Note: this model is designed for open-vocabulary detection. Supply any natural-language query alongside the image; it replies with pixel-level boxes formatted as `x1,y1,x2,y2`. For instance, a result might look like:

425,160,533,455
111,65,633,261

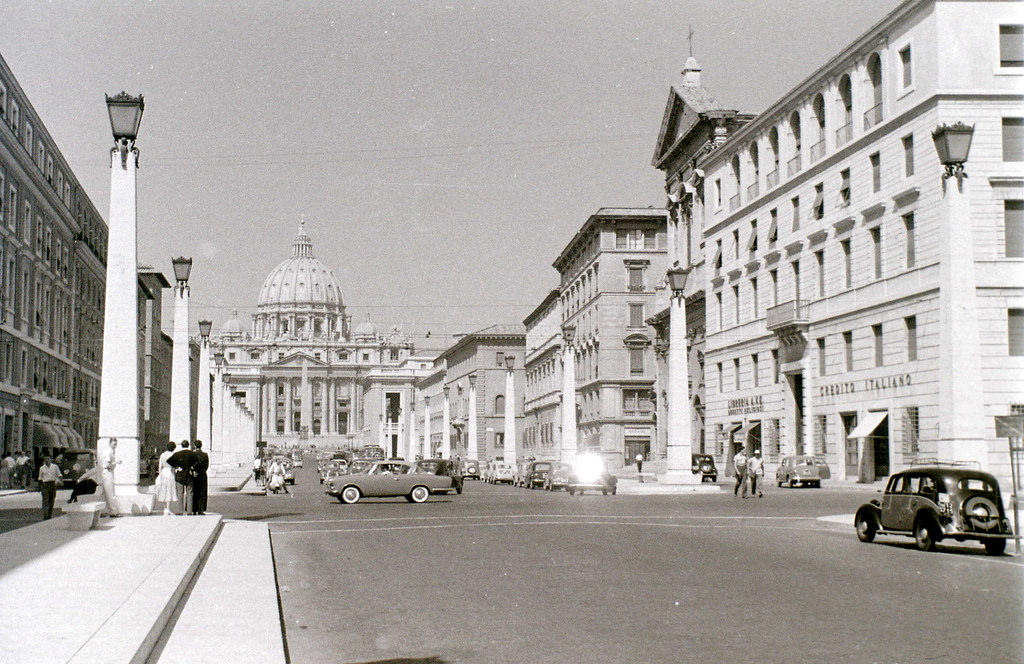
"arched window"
866,53,883,129
788,111,802,175
811,94,826,162
837,75,853,145
748,142,760,199
494,394,505,414
730,155,741,209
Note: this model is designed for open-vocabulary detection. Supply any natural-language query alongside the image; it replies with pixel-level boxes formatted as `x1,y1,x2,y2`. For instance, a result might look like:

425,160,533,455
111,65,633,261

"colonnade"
255,375,357,437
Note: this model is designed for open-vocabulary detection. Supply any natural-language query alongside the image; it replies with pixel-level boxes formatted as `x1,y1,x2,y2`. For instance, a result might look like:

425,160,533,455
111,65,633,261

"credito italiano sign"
819,373,912,398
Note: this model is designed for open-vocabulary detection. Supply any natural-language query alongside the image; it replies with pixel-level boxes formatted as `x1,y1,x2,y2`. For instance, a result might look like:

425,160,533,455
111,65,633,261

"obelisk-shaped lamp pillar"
467,373,478,460
442,385,452,459
97,92,150,512
168,257,193,443
560,325,578,465
196,320,213,448
659,265,702,485
504,355,517,466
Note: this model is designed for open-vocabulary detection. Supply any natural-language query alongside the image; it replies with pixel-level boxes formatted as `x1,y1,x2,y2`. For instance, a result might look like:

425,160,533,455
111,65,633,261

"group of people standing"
154,440,210,515
0,451,32,490
732,448,764,498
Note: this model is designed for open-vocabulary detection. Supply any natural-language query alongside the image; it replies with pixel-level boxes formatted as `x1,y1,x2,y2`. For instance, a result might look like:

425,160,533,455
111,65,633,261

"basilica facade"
212,223,429,453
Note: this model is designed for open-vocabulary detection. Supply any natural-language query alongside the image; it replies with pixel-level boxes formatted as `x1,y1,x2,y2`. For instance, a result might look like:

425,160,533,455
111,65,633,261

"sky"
1,0,900,351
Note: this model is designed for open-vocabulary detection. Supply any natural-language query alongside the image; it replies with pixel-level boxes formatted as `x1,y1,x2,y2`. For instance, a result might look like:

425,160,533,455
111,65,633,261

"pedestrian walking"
253,455,264,487
154,441,179,515
191,441,209,515
15,450,29,488
733,448,749,498
37,456,62,519
102,438,122,517
635,452,644,482
748,449,764,498
167,440,197,515
1,452,13,489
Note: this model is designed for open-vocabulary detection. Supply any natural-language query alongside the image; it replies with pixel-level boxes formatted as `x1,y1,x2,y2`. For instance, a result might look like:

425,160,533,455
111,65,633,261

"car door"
359,464,390,497
880,474,910,530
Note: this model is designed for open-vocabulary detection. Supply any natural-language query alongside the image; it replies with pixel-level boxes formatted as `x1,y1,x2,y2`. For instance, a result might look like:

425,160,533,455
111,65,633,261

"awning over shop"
51,425,70,449
66,427,84,447
736,422,762,438
32,423,61,449
847,411,888,439
723,423,742,438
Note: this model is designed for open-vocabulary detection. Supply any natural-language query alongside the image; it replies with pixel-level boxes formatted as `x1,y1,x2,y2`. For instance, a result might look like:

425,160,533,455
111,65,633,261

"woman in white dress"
154,441,179,515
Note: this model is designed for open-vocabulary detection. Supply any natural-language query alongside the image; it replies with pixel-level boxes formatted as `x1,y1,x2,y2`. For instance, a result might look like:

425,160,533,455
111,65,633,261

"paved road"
215,460,1023,664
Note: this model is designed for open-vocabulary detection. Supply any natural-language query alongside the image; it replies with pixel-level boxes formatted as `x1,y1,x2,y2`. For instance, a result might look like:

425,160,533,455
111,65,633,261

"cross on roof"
688,24,695,57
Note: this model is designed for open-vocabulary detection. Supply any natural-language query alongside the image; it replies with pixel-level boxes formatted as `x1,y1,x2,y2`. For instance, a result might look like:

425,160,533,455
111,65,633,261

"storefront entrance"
842,413,858,479
624,438,650,466
846,410,889,482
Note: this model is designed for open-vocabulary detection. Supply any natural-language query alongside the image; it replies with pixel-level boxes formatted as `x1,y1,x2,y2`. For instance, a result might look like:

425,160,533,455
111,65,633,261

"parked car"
326,459,459,504
524,461,553,489
291,452,303,468
359,445,386,461
775,455,827,488
567,453,617,495
543,462,572,491
691,454,718,482
855,464,1014,555
462,459,480,480
489,462,514,484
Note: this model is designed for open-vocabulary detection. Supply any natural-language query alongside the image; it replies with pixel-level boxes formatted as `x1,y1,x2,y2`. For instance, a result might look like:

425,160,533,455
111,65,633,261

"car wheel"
914,516,939,552
455,482,463,495
611,486,617,495
777,479,783,487
409,485,430,503
340,486,361,505
789,478,797,488
855,510,878,543
568,487,575,495
602,488,608,495
984,538,1006,556
963,495,1000,532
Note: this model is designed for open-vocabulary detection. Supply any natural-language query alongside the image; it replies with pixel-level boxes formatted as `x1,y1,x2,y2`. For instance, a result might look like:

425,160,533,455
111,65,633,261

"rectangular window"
1005,201,1024,258
628,267,643,290
841,239,852,288
814,415,827,455
733,358,740,390
905,316,917,361
792,260,801,302
791,196,800,231
733,229,740,259
629,348,644,374
496,351,505,366
713,239,723,275
844,331,854,371
817,338,826,376
615,229,627,249
751,277,759,318
769,269,778,306
903,213,916,268
870,153,881,193
812,184,824,220
751,353,759,387
1009,309,1024,356
816,250,825,297
628,303,644,327
902,407,920,455
771,349,780,384
715,179,722,208
747,220,758,254
716,291,723,329
899,45,912,88
768,208,778,248
718,362,724,392
643,229,657,249
840,168,851,206
871,226,883,279
1000,25,1023,67
902,134,914,176
732,284,740,324
873,324,884,366
1004,118,1024,162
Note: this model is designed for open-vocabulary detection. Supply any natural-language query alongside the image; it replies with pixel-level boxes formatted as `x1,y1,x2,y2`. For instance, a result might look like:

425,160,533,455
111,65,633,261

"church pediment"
653,92,699,167
266,351,331,369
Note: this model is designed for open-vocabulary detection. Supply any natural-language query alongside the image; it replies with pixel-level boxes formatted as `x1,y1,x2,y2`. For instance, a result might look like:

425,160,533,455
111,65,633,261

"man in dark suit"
191,441,210,515
167,440,197,515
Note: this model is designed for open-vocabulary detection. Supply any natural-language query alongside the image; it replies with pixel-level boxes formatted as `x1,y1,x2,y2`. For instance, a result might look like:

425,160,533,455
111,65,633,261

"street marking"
267,513,814,525
271,521,819,535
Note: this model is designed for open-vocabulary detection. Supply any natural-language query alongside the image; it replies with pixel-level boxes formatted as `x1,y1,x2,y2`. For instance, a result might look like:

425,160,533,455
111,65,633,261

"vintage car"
56,449,98,488
326,459,460,504
290,451,303,468
775,455,828,488
855,464,1014,555
691,454,718,482
488,462,515,484
567,453,617,495
543,462,572,491
462,459,481,480
524,461,554,489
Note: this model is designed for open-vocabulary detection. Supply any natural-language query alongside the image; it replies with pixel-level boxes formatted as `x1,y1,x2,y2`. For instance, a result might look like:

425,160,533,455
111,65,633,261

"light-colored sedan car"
775,455,830,488
326,460,458,504
488,462,515,484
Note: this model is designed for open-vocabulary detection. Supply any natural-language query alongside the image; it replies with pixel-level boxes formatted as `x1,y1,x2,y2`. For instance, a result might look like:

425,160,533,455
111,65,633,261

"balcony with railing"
766,299,809,331
747,182,760,200
809,139,826,164
787,154,802,177
863,104,883,130
766,168,779,189
835,122,852,147
729,193,741,212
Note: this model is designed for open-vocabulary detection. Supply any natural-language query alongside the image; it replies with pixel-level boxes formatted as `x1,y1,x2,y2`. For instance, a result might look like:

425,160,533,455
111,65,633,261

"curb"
816,515,854,533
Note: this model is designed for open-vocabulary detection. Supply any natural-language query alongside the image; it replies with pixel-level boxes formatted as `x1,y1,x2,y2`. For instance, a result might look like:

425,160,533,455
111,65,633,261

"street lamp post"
97,92,150,512
467,373,478,461
212,350,227,466
196,320,213,448
932,122,985,464
423,396,431,459
560,325,578,465
169,257,193,443
504,355,517,466
442,385,452,459
659,265,702,485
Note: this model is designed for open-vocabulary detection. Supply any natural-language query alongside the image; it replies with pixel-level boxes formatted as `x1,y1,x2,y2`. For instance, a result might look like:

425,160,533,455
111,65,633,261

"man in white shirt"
748,450,764,498
37,456,63,519
733,448,748,498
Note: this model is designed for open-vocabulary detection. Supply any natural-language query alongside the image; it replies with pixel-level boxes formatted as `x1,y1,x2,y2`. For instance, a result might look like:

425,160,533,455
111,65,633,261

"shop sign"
728,395,763,416
819,373,913,398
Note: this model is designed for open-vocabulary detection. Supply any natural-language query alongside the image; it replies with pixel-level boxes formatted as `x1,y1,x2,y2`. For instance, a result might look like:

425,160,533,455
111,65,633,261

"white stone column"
284,380,293,434
195,328,211,447
301,360,312,438
467,375,478,461
660,282,701,485
327,379,336,435
560,328,578,465
442,386,452,459
269,378,278,439
168,261,192,442
408,389,418,459
504,358,517,466
212,364,225,465
97,142,144,504
423,396,431,459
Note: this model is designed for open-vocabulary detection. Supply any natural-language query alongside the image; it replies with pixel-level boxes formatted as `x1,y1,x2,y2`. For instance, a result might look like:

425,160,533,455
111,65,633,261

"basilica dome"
257,222,344,311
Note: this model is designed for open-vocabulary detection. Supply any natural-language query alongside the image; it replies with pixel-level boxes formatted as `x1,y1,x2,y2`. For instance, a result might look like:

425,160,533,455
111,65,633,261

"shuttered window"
1000,25,1023,67
1005,200,1024,258
1010,309,1024,356
1003,118,1024,162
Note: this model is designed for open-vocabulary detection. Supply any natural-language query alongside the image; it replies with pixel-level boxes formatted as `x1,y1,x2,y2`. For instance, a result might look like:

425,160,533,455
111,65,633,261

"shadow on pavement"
236,512,305,521
348,658,447,664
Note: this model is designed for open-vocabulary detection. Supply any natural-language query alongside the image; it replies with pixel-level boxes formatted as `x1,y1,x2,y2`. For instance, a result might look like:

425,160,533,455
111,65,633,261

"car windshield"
794,456,814,466
533,463,551,471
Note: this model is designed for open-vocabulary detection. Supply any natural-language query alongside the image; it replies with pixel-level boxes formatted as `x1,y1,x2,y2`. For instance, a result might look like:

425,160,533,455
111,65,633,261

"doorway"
790,374,804,454
624,437,650,466
870,419,890,479
842,413,858,480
